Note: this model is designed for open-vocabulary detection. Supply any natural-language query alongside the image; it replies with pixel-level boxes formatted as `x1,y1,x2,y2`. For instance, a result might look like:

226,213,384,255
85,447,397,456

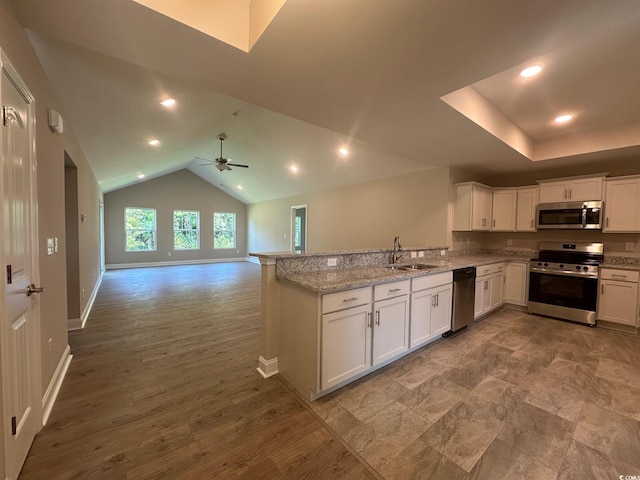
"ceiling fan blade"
194,156,213,163
227,163,249,168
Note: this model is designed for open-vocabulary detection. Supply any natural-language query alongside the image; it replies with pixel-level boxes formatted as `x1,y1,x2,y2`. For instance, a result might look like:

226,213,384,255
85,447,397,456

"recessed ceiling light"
237,185,243,190
338,147,349,156
148,139,160,146
554,114,573,124
520,65,542,78
289,165,299,174
137,174,146,179
160,98,176,107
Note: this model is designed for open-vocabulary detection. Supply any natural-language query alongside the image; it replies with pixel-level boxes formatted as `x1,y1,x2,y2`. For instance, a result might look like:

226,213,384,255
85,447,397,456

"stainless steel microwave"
536,201,603,230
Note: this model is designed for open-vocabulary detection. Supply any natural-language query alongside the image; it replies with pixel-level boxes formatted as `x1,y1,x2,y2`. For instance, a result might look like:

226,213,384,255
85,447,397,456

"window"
173,210,200,250
214,212,236,249
125,207,156,251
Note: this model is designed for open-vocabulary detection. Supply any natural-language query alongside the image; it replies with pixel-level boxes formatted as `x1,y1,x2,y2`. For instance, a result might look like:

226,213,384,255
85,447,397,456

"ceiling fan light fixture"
338,147,349,157
160,98,176,107
148,139,160,146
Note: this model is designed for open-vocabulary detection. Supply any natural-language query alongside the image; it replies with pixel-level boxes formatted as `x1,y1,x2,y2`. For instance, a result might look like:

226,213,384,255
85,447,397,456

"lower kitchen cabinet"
475,263,505,318
321,303,372,390
373,294,409,365
598,268,639,328
410,272,453,348
504,261,529,306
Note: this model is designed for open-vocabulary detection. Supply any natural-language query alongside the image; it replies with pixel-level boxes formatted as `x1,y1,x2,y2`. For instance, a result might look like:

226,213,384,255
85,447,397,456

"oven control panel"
529,260,599,278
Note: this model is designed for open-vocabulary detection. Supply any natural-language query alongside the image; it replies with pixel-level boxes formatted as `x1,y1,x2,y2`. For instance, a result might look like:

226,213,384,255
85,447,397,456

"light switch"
47,238,55,255
625,242,635,251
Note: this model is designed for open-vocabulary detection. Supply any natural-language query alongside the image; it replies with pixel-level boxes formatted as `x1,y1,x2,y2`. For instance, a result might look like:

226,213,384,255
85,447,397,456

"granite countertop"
249,246,449,260
599,262,640,271
278,254,532,293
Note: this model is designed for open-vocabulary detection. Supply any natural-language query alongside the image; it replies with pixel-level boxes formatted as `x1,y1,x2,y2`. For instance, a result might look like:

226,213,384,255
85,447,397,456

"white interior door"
1,53,41,480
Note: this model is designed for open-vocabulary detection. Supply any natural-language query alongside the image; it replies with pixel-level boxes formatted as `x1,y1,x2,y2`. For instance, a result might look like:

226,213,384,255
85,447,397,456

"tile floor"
309,308,640,479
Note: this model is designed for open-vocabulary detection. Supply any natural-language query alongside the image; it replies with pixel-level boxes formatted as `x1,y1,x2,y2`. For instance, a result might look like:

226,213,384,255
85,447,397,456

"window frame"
173,209,200,250
213,212,236,250
124,207,157,252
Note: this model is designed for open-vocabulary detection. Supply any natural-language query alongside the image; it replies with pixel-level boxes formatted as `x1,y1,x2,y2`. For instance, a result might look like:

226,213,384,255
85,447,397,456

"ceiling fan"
196,134,249,172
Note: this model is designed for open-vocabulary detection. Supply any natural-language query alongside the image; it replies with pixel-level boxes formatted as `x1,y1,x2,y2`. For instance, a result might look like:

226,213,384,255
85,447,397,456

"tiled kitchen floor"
309,308,640,479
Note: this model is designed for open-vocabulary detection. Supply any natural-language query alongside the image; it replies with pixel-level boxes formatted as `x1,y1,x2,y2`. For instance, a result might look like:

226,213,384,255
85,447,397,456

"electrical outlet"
625,242,635,251
440,250,446,256
418,251,424,258
168,252,172,257
327,258,337,267
81,288,85,299
411,251,417,258
283,233,287,238
507,239,513,246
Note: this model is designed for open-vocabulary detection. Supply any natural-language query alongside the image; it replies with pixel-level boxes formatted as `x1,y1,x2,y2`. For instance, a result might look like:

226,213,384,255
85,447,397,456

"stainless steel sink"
400,264,438,270
384,264,438,271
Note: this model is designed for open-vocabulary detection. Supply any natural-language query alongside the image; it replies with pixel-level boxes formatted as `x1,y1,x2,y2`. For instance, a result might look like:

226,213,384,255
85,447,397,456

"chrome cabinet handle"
601,284,604,295
367,311,373,328
569,188,572,199
611,274,627,279
375,310,380,326
388,288,401,294
606,217,609,228
26,284,45,296
342,297,358,303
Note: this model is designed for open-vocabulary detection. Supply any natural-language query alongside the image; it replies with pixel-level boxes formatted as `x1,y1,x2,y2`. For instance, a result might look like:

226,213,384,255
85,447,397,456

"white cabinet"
515,186,538,232
373,295,409,365
538,176,604,203
474,263,504,318
603,176,640,232
504,261,529,306
321,303,372,390
320,280,409,390
598,268,639,327
491,189,517,231
410,272,453,348
453,182,493,231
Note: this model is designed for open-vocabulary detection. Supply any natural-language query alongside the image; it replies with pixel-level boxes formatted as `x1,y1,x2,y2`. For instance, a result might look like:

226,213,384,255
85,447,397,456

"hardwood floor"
19,263,376,480
19,262,640,479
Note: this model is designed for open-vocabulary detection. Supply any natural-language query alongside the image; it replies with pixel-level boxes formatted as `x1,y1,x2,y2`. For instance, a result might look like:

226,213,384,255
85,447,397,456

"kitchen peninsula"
251,247,533,401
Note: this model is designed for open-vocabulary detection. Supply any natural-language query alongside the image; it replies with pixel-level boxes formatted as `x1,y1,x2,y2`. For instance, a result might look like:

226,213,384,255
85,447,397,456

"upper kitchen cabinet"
453,182,492,231
515,186,538,232
537,175,605,203
603,175,640,232
491,189,517,231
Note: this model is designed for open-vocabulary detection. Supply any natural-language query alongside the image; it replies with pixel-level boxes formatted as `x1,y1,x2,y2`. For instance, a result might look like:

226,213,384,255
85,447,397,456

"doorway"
64,153,81,328
0,51,42,480
291,205,307,253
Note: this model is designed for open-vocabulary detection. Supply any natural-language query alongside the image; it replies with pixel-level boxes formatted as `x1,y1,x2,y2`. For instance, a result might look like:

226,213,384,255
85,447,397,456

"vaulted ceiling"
10,0,640,203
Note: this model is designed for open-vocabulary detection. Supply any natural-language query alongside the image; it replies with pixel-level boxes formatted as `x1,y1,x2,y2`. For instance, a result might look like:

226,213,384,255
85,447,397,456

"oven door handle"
582,207,587,229
530,267,598,279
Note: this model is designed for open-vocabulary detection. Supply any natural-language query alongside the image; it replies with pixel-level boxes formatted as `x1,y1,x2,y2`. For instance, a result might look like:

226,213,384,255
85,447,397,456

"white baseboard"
106,257,251,270
68,271,103,331
246,256,260,265
42,344,72,426
256,356,279,378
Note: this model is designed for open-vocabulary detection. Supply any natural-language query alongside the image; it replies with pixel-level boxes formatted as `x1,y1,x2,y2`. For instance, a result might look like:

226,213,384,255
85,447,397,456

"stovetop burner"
530,242,603,278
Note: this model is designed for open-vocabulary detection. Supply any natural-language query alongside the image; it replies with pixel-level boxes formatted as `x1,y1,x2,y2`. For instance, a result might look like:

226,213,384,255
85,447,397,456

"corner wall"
0,0,103,463
247,167,450,253
104,169,247,266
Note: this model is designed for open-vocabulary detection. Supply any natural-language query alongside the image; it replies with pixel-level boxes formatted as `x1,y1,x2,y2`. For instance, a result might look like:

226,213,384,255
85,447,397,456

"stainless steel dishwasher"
444,266,476,336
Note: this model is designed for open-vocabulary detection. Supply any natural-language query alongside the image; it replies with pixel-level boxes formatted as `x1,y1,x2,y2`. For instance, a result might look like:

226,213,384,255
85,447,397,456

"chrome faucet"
391,236,402,265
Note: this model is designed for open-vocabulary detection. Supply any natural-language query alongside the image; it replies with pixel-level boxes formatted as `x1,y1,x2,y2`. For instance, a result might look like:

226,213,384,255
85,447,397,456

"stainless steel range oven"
528,242,603,326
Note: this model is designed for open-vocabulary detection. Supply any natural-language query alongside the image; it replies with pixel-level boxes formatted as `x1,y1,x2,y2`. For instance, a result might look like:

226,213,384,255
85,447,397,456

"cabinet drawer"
322,287,372,314
600,268,640,282
412,271,453,292
374,280,410,301
476,262,504,278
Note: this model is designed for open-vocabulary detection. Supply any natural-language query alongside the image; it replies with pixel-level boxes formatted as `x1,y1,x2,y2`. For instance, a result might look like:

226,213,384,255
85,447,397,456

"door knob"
26,284,45,296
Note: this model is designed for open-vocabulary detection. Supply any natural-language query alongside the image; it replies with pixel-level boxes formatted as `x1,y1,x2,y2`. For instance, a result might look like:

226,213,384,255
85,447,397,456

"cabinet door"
491,190,516,231
474,277,491,318
373,296,409,365
410,290,433,348
539,181,567,203
568,177,602,201
431,284,452,336
321,304,372,390
504,262,528,306
516,187,538,232
598,280,639,326
490,274,504,310
471,186,493,231
603,178,640,232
